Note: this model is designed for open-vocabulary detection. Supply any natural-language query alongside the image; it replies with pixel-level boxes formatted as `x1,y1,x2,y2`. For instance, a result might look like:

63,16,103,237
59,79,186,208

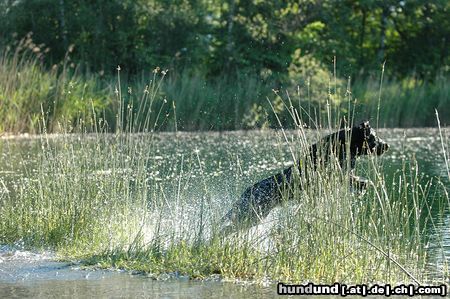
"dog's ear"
358,120,370,129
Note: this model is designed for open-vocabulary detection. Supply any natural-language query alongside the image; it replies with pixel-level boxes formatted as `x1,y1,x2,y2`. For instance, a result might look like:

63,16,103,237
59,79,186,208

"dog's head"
350,121,389,156
309,120,389,169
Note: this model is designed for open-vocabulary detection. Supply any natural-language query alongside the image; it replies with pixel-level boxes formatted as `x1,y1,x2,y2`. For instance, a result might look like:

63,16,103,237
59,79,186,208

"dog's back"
220,121,389,235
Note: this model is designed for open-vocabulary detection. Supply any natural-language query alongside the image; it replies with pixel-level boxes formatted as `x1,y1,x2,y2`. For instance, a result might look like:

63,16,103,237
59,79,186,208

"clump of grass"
1,46,449,133
89,153,435,283
0,39,110,133
158,71,275,130
353,76,450,127
0,68,448,286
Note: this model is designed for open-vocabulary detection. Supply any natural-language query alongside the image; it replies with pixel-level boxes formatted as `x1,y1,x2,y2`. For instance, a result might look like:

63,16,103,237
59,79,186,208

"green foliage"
0,124,445,283
353,75,450,127
160,71,276,130
288,49,345,104
0,0,448,133
0,0,448,79
1,47,449,133
0,42,110,133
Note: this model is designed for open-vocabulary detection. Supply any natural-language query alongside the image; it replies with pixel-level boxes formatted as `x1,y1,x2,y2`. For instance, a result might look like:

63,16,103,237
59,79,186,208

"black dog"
220,121,389,234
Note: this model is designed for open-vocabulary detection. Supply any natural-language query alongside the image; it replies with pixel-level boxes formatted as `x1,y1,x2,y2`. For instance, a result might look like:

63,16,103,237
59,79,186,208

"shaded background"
0,0,449,132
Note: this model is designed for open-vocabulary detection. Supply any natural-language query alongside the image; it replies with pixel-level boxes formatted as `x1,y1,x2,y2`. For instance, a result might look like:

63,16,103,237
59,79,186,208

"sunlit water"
0,128,449,297
0,247,278,298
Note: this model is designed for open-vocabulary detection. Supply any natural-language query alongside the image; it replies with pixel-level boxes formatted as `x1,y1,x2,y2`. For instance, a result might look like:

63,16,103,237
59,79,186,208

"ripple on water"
0,128,449,289
0,246,277,298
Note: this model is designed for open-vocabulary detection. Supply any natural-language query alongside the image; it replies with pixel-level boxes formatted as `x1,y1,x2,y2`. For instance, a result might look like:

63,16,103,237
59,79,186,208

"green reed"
0,67,448,286
1,46,449,134
0,40,110,133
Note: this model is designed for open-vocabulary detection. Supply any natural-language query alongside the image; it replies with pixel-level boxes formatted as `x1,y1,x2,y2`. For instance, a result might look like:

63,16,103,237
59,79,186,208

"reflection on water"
0,278,276,299
426,213,450,281
0,128,449,296
0,247,276,298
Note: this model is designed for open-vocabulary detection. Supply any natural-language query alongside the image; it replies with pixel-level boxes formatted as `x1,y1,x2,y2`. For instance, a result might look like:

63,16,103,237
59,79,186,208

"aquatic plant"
0,68,448,286
1,46,449,133
0,39,110,133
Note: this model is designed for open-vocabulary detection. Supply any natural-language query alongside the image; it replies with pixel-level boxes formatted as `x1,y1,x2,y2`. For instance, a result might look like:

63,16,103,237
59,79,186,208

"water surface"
0,128,449,297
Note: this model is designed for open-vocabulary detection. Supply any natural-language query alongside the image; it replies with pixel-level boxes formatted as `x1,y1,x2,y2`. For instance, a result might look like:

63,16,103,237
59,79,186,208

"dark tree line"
0,0,448,80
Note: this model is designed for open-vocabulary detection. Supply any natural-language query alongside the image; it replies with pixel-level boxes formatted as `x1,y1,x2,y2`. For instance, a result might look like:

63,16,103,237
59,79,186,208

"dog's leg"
220,167,293,235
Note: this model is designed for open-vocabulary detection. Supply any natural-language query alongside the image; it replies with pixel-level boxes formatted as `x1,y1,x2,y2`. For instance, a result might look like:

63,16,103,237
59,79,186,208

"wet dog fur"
220,121,389,235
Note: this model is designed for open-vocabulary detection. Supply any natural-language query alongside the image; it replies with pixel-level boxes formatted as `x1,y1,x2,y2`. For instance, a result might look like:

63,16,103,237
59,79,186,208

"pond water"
0,246,276,298
0,128,449,297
